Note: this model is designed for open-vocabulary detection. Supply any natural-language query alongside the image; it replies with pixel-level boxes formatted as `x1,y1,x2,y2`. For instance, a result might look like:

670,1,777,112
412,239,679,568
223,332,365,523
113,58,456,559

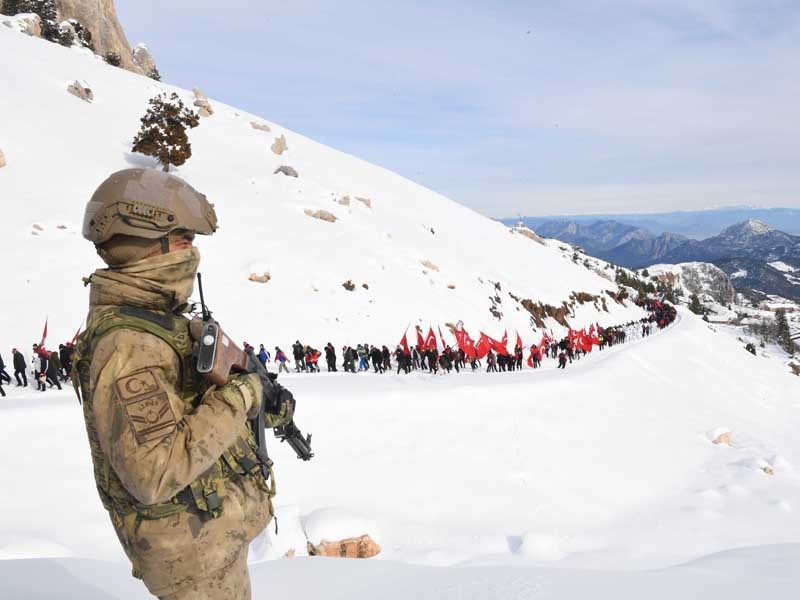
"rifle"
194,273,314,463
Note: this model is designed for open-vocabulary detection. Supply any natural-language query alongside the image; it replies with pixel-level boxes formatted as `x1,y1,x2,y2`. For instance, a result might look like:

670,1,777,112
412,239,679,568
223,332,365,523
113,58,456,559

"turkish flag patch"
115,369,177,444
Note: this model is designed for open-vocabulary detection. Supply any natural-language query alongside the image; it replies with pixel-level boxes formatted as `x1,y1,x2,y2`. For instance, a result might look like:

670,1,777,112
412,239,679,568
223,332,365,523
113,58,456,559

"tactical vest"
73,306,272,574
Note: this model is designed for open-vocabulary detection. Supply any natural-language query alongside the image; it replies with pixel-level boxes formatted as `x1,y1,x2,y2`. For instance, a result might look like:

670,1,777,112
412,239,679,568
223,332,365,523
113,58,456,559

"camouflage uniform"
75,170,289,599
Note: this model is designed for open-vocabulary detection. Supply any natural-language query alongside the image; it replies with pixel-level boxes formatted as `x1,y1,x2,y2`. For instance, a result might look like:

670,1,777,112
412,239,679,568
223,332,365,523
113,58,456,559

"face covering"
112,246,202,310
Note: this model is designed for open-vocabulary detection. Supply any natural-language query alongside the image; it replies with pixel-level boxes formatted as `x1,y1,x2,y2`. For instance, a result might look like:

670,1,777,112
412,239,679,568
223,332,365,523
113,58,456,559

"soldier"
74,169,295,599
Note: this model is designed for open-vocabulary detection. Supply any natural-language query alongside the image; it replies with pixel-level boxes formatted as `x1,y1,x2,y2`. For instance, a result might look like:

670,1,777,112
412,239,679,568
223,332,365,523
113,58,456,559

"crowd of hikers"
0,342,75,396
1,299,677,396
244,299,677,376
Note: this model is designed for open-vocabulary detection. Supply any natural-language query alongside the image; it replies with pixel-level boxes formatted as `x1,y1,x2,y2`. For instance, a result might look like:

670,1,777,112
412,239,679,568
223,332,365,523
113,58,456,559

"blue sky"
117,0,800,218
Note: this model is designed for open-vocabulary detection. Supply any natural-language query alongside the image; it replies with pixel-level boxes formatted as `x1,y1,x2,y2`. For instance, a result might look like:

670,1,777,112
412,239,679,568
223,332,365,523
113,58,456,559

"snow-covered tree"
775,308,794,355
132,93,200,172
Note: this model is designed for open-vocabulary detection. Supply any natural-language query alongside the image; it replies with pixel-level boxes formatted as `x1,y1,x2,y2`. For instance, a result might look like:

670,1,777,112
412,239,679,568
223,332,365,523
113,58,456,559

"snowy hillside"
0,27,642,350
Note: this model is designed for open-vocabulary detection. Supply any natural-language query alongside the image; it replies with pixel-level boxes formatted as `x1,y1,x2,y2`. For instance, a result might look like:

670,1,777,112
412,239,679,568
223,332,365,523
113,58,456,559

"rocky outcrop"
649,262,735,305
307,535,381,559
420,259,440,272
2,12,42,36
192,88,213,117
355,196,372,209
338,195,351,206
55,0,142,74
271,134,288,155
274,166,298,178
513,226,545,245
250,121,271,132
132,43,157,78
66,80,93,102
0,149,6,168
304,209,337,223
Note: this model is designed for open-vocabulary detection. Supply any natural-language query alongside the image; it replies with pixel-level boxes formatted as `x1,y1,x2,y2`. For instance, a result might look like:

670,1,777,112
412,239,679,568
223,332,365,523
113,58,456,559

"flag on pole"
416,327,425,350
438,325,448,349
399,331,410,354
515,331,523,351
424,327,437,352
475,332,491,359
40,317,48,348
71,322,83,344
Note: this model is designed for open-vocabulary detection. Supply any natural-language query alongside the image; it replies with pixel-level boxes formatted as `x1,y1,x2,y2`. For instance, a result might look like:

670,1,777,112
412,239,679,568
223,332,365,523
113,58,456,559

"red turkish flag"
475,333,491,359
416,328,425,350
515,331,523,351
399,331,410,354
486,331,508,356
459,329,478,359
538,334,549,359
424,327,437,352
527,344,537,367
40,317,48,348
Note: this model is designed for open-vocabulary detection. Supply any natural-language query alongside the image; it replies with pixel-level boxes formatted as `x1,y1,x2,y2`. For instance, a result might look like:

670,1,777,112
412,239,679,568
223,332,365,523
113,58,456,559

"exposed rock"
283,549,296,558
0,149,5,169
2,13,42,37
66,80,93,102
248,272,271,284
56,0,143,74
447,284,456,290
420,259,440,272
304,209,337,223
789,362,800,377
250,121,271,132
32,224,44,231
362,283,369,290
762,466,775,476
355,196,372,209
712,431,732,446
132,43,157,78
342,280,356,291
307,535,381,559
274,166,298,178
338,195,351,206
271,134,288,155
192,88,214,117
513,226,545,245
649,263,736,305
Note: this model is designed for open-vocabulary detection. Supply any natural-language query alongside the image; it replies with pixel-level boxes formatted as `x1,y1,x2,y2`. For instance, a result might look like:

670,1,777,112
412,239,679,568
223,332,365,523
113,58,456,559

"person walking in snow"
411,346,421,370
46,351,62,389
370,345,384,373
486,350,497,373
558,351,568,369
257,344,269,366
274,346,291,374
12,349,27,387
357,344,369,372
324,343,337,372
382,345,392,371
59,343,74,380
292,341,306,372
343,346,357,373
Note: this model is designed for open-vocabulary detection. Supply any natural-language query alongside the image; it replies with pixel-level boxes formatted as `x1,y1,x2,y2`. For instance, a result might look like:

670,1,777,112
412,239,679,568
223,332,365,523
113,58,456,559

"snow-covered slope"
0,28,642,349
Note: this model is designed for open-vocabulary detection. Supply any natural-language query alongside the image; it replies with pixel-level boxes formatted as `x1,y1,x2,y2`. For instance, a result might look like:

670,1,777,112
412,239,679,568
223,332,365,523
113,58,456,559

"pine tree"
147,66,162,82
689,293,704,315
132,93,200,172
104,52,122,67
1,1,21,16
774,308,794,354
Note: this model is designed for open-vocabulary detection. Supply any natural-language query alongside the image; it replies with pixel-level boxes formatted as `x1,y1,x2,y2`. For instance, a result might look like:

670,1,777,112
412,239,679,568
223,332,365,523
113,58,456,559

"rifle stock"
196,321,249,386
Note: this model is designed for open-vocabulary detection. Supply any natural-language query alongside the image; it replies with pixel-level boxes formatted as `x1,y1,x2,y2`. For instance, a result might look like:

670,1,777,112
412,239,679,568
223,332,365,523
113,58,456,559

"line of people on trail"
0,342,75,396
243,300,677,378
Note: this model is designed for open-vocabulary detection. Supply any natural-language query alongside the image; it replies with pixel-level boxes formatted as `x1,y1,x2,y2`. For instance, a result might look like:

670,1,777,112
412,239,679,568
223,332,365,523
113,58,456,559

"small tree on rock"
689,293,704,315
132,92,200,172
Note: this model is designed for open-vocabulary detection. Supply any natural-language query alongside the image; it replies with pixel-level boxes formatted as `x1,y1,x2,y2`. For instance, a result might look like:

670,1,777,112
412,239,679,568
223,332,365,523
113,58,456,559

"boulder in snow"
356,196,372,209
2,13,42,37
192,88,214,117
250,121,271,132
248,272,271,284
342,280,356,291
66,80,93,103
271,134,288,155
304,507,381,559
304,209,337,223
0,149,6,169
707,428,732,446
307,535,381,559
274,165,299,178
338,195,351,206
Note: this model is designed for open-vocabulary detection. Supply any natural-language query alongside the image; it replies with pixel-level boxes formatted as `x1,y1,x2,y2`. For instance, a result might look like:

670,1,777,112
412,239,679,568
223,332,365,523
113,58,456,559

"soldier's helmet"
82,169,218,244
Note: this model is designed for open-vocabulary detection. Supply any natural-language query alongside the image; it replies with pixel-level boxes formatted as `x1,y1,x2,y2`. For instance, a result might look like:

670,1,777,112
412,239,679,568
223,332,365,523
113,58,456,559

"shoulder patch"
115,369,177,444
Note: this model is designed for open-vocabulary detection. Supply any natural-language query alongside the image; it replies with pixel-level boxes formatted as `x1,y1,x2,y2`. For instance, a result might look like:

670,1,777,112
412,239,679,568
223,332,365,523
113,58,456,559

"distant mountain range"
527,218,800,301
505,207,800,239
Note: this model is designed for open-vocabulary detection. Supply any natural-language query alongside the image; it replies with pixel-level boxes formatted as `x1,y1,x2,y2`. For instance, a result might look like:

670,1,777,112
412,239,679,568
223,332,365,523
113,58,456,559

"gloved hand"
263,381,296,428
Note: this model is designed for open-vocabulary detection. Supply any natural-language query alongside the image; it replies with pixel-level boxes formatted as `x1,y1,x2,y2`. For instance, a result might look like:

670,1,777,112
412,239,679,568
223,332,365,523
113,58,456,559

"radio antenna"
197,272,212,322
